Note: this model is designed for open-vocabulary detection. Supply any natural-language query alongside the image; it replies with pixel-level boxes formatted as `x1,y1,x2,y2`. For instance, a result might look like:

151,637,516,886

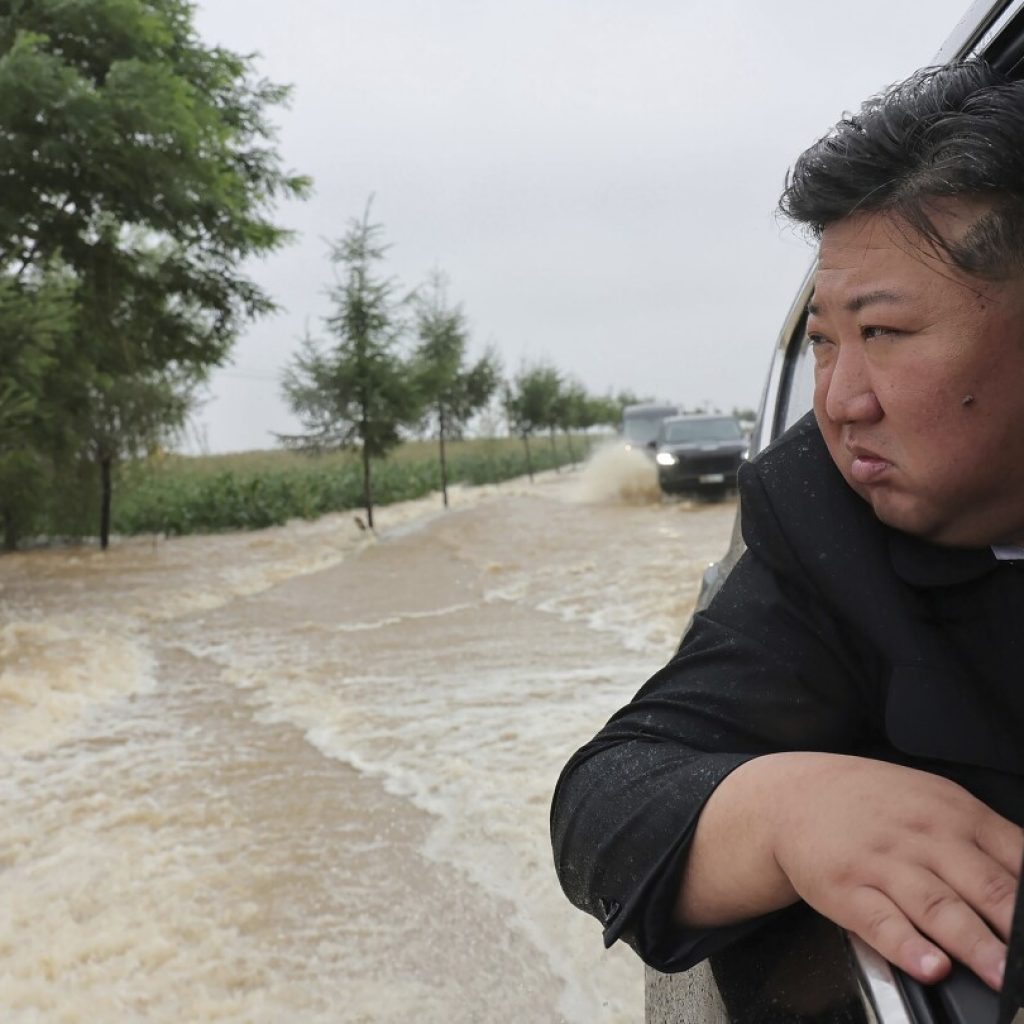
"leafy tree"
84,369,198,549
0,268,74,548
532,365,564,469
552,377,591,463
614,389,644,410
503,362,561,481
69,237,215,547
613,389,656,420
411,273,500,507
280,206,421,529
0,380,32,448
0,0,311,547
585,392,623,431
503,383,535,482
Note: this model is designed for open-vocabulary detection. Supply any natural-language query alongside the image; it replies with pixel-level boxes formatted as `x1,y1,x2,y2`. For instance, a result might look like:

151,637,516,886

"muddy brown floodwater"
0,445,737,1023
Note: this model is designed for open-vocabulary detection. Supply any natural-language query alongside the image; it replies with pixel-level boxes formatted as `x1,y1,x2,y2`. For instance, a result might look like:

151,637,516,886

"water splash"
570,443,661,505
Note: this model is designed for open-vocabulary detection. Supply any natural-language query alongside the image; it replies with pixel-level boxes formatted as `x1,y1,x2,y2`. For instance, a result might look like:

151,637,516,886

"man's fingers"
938,849,1019,941
975,817,1024,879
886,868,1007,991
765,758,1022,991
838,886,951,985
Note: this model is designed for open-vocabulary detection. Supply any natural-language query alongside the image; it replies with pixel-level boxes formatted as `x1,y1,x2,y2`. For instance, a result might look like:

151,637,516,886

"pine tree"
411,273,500,507
281,205,421,529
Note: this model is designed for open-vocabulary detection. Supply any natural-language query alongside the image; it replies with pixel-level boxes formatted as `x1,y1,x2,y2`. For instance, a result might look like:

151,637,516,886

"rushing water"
0,445,737,1023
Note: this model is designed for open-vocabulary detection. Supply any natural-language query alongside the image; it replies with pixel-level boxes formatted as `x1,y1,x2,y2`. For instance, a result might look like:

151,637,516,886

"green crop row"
110,435,595,537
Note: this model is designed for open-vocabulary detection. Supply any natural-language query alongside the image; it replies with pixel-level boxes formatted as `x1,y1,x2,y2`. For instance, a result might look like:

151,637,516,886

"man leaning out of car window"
551,60,1024,993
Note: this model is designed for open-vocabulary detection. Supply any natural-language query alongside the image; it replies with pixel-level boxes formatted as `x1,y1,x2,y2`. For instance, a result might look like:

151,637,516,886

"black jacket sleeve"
550,455,877,973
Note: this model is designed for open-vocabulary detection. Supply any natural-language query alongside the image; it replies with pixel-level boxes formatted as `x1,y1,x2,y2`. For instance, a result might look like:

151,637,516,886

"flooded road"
0,448,737,1022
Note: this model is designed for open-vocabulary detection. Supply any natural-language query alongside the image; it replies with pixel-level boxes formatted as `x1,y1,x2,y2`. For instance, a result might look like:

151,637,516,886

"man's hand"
677,753,1023,990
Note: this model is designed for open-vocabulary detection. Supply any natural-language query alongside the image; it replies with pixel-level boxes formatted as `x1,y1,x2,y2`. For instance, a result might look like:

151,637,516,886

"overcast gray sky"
189,0,973,453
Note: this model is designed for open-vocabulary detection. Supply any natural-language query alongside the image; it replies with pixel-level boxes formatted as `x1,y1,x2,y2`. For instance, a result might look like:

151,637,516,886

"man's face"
808,205,1024,547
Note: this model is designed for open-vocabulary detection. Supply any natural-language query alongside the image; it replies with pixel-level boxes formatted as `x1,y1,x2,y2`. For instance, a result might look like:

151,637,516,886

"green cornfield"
110,434,597,537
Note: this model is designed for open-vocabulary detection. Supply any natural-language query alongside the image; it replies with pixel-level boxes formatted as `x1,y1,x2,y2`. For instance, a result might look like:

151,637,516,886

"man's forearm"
674,753,800,927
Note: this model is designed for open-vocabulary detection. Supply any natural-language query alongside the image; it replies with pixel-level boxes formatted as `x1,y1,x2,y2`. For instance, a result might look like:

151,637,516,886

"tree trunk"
362,444,374,530
438,406,449,509
564,429,577,465
2,506,16,552
549,428,560,473
98,456,113,552
522,434,534,482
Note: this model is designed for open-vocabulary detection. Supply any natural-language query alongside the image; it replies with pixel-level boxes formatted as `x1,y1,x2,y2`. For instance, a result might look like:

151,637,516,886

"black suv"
654,415,748,496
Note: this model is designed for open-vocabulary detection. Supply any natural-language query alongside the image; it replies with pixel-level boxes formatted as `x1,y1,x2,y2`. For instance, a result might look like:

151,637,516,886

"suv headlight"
655,452,677,466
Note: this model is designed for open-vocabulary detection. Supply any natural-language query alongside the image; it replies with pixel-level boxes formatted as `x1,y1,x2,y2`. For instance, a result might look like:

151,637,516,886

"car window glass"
781,331,815,434
663,418,743,443
623,416,665,444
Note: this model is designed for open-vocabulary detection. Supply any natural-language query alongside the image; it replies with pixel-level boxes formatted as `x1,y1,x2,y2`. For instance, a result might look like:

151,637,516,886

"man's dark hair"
779,61,1024,279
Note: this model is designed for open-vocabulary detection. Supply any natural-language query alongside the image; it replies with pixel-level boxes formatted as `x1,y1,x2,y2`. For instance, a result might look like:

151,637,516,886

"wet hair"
779,61,1024,279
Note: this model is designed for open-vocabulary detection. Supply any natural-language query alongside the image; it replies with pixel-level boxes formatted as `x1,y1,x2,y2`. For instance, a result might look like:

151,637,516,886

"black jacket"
550,413,1024,973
